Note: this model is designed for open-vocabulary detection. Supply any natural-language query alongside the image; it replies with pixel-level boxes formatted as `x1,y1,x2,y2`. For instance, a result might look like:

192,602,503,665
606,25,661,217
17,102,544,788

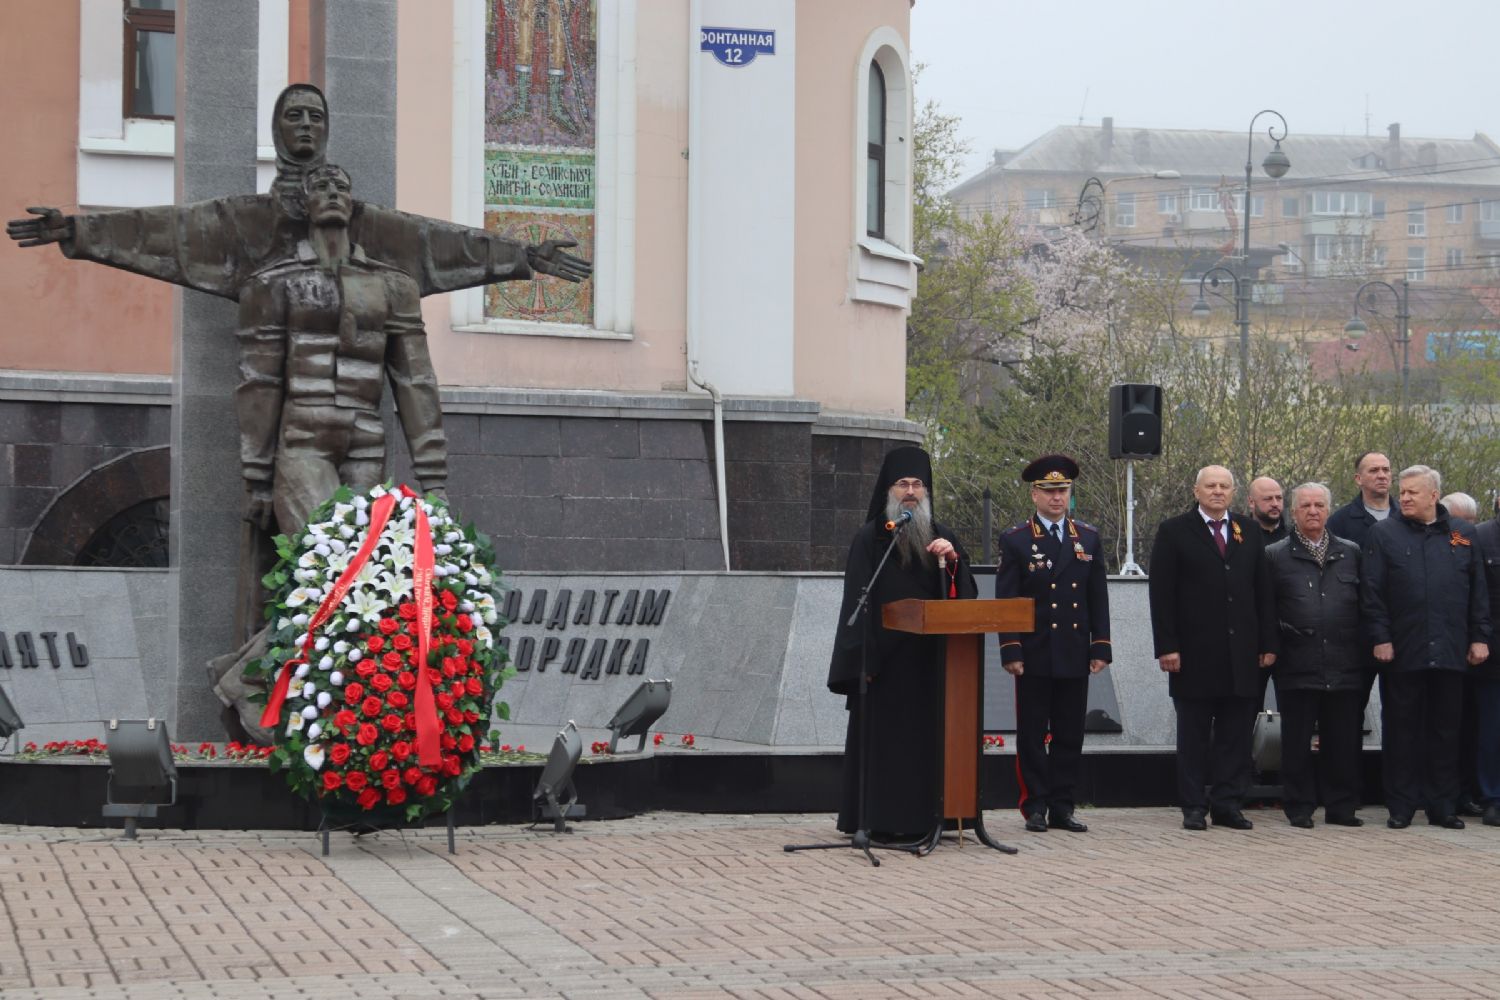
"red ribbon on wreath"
259,487,443,768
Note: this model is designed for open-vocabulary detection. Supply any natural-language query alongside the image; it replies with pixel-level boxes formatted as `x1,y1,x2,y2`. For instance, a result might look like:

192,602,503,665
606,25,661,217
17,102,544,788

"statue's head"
273,84,329,164
305,164,352,227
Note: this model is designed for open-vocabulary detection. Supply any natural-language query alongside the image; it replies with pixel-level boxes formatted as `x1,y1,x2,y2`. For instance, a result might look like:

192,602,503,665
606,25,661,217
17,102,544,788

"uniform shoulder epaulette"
1073,519,1098,534
1003,521,1031,535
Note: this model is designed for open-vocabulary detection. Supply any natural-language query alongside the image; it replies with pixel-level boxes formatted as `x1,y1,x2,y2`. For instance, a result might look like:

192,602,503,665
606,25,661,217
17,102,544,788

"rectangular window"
866,62,886,238
1157,193,1178,215
1447,202,1464,224
1310,191,1371,216
1372,198,1386,220
1407,202,1426,236
1231,192,1264,217
1113,193,1136,228
1447,247,1464,268
1313,234,1364,262
1483,200,1500,222
1282,197,1300,218
1190,188,1219,211
1407,246,1426,281
1023,189,1056,211
123,1,177,120
1372,246,1387,266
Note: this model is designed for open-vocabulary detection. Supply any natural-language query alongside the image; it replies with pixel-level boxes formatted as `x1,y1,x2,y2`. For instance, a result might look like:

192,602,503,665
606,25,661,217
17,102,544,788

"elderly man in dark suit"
1148,465,1277,831
1475,504,1500,825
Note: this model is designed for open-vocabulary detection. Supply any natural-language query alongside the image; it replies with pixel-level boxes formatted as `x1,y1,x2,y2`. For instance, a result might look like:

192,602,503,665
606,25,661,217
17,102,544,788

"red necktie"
1210,519,1227,557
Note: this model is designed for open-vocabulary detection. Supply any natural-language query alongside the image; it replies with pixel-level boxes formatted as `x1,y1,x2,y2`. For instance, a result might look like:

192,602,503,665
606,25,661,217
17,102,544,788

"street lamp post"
1074,170,1183,235
1189,110,1289,472
1344,277,1412,418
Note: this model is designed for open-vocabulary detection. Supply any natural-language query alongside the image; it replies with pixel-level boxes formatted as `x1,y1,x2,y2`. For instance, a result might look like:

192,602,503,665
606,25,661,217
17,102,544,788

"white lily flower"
286,714,305,735
305,587,323,601
483,610,498,625
303,744,325,770
332,502,355,521
353,495,369,509
475,624,493,647
286,588,314,608
307,722,323,741
302,534,318,547
328,537,348,554
326,551,352,576
297,551,319,569
347,649,362,663
399,495,413,510
384,548,414,578
277,616,293,631
294,662,311,680
313,543,331,558
301,705,319,721
316,692,332,710
345,588,388,621
330,671,345,686
421,501,434,515
318,655,333,671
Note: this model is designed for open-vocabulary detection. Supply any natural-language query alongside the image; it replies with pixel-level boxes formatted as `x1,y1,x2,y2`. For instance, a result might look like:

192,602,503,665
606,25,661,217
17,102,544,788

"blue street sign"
700,27,775,67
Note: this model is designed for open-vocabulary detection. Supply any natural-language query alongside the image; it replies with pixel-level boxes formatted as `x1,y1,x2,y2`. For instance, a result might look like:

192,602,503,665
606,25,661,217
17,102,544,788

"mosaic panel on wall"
485,0,597,327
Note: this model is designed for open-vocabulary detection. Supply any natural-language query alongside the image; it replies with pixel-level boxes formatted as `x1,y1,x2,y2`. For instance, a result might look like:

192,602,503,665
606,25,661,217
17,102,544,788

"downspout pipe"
688,362,730,571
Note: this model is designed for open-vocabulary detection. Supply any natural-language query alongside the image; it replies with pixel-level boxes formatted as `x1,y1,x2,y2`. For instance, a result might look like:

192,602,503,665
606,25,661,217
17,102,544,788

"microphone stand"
785,516,919,866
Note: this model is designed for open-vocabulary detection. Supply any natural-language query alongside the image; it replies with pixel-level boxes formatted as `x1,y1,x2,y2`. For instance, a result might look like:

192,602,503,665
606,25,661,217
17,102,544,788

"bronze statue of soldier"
7,84,591,740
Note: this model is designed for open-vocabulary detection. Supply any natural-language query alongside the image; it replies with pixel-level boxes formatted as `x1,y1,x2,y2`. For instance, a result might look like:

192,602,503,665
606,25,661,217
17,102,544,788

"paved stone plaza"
4,807,1500,999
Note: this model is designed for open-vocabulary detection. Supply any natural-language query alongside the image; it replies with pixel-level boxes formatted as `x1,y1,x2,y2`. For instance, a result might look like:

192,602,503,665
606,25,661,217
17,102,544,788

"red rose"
398,670,417,690
399,602,418,620
378,618,399,635
333,709,357,732
345,771,368,791
382,651,403,669
404,712,418,731
442,733,458,751
356,661,377,679
464,710,480,724
436,692,454,710
357,787,382,811
417,776,439,797
441,657,459,678
445,706,464,725
426,668,442,686
440,590,458,611
386,787,407,806
458,734,475,753
329,743,351,765
465,677,483,696
403,766,423,786
393,633,413,651
381,768,402,790
356,723,378,746
322,771,343,791
343,683,365,703
450,682,466,700
369,750,389,771
457,639,473,656
367,635,385,654
362,696,383,718
387,690,409,710
455,614,473,632
381,713,404,733
442,755,463,777
370,673,393,693
391,741,412,762
469,660,485,675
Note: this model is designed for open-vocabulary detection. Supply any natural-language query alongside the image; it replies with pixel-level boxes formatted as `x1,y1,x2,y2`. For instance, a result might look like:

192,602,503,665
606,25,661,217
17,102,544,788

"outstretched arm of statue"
6,207,74,248
383,277,448,500
527,239,592,283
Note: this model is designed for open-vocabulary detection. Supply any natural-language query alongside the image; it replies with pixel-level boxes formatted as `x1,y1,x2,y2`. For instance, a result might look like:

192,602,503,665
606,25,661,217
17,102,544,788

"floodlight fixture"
533,720,585,833
606,678,672,753
103,718,177,839
0,686,21,747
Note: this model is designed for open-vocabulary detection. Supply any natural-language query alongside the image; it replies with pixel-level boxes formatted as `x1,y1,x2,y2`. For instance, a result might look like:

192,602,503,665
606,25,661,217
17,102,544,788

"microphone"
885,509,913,532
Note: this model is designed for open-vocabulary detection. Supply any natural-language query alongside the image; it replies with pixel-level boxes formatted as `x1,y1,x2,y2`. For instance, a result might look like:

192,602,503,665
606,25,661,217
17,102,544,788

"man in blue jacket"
1362,465,1491,829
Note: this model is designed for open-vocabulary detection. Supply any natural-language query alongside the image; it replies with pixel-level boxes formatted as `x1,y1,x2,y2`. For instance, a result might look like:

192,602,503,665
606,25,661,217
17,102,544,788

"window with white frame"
124,1,176,120
866,61,886,238
1407,246,1426,281
849,26,916,308
1282,196,1300,218
1231,191,1264,217
1372,198,1386,220
1310,191,1371,216
1447,202,1464,224
1313,234,1363,262
1407,202,1426,236
1157,193,1178,215
1113,192,1136,228
1190,188,1219,211
1483,200,1500,221
1372,245,1387,266
1023,189,1056,211
1447,247,1463,268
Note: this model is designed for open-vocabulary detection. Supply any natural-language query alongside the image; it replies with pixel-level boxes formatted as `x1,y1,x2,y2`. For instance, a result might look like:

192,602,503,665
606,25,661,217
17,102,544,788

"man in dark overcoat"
1265,482,1365,827
995,454,1111,834
1363,465,1491,829
1473,504,1500,825
827,447,977,840
1148,465,1276,831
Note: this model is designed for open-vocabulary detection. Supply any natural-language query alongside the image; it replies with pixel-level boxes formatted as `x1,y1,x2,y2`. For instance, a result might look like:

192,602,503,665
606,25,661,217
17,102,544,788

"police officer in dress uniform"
995,455,1112,833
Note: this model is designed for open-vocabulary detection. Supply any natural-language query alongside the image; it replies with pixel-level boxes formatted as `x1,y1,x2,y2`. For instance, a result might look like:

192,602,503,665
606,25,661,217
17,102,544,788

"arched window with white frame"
851,28,917,308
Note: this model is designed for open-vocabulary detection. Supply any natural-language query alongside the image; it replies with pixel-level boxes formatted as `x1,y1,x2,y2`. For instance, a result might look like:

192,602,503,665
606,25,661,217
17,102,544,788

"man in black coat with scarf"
827,446,977,840
1362,464,1490,829
1148,465,1276,831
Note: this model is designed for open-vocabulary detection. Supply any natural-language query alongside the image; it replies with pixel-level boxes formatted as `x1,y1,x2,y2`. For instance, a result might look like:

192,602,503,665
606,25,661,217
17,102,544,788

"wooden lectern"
882,597,1034,853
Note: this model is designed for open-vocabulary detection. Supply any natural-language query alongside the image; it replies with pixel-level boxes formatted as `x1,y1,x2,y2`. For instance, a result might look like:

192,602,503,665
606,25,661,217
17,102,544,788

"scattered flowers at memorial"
982,734,1007,750
246,483,512,822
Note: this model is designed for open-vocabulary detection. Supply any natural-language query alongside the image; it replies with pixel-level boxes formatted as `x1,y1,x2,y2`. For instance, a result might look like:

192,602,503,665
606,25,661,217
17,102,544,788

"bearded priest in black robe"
827,446,978,839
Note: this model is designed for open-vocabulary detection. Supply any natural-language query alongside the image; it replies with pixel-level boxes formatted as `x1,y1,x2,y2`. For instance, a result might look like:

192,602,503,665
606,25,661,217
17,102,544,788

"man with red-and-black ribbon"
995,455,1111,834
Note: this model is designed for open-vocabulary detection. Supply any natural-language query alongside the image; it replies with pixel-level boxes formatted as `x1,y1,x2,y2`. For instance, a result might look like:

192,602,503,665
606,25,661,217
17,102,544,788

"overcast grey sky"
910,0,1500,183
